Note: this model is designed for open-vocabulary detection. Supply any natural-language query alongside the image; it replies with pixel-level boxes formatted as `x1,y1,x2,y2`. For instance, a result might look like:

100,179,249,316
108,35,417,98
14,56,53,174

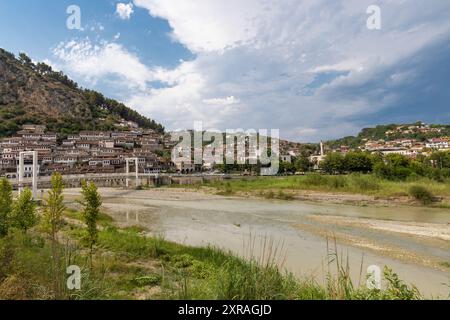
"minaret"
320,141,324,157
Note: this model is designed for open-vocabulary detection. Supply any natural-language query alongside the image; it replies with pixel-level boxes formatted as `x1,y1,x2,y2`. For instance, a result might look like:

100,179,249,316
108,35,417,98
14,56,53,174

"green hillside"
0,48,164,137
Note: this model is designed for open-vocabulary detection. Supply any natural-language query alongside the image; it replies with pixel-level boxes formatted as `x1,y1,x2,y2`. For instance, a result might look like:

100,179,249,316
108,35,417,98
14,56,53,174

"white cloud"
52,39,154,90
310,59,365,73
116,2,134,20
134,0,267,53
203,96,240,106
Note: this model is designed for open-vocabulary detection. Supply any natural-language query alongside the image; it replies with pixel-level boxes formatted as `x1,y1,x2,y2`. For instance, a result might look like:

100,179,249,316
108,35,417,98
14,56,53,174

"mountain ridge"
0,48,164,137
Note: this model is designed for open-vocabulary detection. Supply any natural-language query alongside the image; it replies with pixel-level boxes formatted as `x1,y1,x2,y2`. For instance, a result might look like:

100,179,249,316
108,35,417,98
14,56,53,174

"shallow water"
66,189,450,298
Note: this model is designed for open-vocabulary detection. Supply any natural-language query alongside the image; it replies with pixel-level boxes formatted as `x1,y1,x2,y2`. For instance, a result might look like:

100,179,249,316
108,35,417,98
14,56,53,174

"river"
65,188,450,298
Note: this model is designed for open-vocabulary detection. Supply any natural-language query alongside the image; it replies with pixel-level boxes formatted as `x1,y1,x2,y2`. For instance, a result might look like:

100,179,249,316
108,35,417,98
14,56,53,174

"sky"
0,0,450,142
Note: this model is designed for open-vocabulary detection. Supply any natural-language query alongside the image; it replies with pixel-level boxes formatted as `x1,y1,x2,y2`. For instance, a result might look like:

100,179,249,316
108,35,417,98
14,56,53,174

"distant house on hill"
426,138,449,150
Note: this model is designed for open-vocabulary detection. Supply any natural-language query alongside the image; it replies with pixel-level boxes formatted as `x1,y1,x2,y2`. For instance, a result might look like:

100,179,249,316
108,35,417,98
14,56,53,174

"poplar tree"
43,173,66,299
79,181,102,269
11,188,38,233
0,178,13,238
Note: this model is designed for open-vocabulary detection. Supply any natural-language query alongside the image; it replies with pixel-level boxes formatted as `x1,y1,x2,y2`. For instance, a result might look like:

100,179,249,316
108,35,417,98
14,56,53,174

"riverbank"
3,187,446,299
0,201,425,300
169,175,450,207
62,188,450,298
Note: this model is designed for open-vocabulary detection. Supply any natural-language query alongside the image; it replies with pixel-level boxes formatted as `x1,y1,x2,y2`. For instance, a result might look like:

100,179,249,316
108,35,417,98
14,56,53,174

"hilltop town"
0,123,173,178
328,122,450,156
0,122,306,178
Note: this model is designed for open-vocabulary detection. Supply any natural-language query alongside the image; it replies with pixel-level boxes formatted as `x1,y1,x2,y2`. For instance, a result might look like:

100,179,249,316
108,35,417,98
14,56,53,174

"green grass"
64,208,114,225
0,229,111,299
183,174,450,202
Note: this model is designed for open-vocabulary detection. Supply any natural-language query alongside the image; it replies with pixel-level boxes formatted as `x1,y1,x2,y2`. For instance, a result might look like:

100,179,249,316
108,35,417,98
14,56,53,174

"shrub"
374,163,412,181
408,185,435,205
381,267,421,300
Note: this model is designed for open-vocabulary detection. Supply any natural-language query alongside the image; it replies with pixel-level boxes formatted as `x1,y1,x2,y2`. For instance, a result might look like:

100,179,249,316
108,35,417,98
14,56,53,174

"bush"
381,267,421,300
374,163,412,181
408,185,435,205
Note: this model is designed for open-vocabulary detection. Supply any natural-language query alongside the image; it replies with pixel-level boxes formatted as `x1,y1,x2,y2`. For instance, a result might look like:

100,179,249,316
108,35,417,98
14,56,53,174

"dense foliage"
318,151,450,181
84,90,164,133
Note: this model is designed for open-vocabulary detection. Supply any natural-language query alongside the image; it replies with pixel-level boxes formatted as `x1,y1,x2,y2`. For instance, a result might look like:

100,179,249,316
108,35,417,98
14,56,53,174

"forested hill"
327,122,450,149
0,48,164,137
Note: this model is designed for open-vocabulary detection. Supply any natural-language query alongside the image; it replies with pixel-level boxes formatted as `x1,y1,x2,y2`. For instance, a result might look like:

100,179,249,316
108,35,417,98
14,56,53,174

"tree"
11,188,37,233
295,154,312,173
0,179,13,238
79,181,102,269
279,161,295,174
373,155,412,181
344,152,373,173
18,52,33,68
36,62,53,75
385,154,410,167
430,151,450,169
43,173,66,299
320,153,346,174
